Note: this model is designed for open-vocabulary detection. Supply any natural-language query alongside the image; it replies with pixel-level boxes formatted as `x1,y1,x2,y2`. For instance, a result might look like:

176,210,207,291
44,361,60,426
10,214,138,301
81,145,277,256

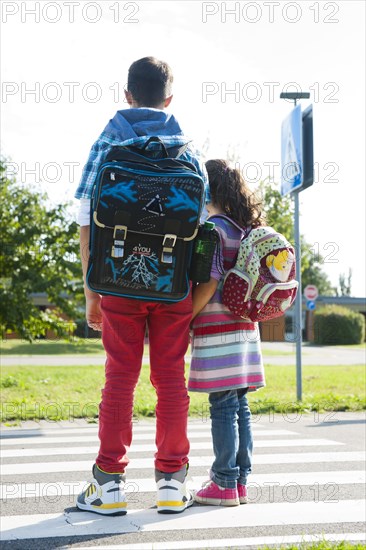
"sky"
1,0,365,297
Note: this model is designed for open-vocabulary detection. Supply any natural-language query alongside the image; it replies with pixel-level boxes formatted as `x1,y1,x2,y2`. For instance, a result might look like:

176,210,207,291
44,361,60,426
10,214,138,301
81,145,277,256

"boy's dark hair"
127,57,173,108
206,159,265,228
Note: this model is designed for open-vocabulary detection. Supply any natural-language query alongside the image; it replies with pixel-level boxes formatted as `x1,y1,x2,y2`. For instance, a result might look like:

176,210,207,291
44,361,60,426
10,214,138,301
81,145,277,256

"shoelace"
200,479,214,489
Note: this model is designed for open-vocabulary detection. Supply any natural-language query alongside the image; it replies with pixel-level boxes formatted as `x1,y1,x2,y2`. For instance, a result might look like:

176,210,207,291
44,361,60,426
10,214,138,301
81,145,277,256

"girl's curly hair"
206,159,265,228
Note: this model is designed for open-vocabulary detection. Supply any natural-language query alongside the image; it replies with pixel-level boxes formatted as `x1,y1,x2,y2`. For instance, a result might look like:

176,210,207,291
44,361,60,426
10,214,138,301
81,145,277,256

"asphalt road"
0,412,365,549
1,343,365,548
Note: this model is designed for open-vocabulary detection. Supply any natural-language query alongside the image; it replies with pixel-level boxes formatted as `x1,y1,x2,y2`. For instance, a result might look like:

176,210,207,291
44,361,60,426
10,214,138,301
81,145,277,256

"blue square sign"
281,104,303,196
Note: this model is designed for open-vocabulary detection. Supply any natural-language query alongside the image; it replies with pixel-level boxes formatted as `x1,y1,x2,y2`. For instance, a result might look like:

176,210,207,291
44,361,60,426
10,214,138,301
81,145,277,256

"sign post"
280,92,313,402
293,189,302,400
304,285,318,344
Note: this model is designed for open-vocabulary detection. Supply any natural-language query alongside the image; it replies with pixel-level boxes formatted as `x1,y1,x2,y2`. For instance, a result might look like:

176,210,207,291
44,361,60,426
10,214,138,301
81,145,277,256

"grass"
262,542,366,550
0,363,365,423
262,349,295,356
248,362,366,416
0,338,105,355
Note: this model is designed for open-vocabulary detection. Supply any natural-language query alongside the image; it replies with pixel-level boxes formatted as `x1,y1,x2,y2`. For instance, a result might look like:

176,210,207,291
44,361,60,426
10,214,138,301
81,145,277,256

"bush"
74,318,101,339
314,305,365,345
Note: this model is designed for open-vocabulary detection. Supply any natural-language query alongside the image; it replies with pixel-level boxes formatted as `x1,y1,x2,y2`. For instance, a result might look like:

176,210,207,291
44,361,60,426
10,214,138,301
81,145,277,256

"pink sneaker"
238,483,248,504
195,480,239,506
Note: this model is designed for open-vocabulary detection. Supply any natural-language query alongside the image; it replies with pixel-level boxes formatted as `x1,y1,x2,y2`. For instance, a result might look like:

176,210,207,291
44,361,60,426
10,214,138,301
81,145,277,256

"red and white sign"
304,284,319,301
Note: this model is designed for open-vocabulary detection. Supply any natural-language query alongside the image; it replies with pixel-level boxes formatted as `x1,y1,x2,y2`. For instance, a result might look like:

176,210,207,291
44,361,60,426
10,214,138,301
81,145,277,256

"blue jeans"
209,389,253,489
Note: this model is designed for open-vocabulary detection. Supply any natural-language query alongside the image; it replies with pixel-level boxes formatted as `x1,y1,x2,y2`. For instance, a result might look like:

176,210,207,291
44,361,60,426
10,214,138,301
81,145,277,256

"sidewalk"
1,342,365,366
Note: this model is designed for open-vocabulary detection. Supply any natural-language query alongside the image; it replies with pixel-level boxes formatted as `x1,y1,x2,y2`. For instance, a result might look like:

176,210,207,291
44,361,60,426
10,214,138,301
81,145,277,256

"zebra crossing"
0,419,365,548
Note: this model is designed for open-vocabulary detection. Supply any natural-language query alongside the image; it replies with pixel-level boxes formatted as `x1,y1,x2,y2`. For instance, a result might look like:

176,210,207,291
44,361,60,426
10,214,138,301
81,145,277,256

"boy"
75,57,208,515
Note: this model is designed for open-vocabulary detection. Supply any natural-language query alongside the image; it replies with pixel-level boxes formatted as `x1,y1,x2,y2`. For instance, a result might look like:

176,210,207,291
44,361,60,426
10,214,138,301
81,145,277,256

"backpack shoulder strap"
208,214,250,276
209,214,250,237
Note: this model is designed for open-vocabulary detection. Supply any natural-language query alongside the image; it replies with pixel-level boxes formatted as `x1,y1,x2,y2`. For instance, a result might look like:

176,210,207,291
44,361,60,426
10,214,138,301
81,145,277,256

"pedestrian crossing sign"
281,104,303,196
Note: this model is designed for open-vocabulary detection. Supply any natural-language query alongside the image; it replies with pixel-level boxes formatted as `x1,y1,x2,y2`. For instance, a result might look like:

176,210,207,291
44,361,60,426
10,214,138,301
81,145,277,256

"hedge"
313,305,365,345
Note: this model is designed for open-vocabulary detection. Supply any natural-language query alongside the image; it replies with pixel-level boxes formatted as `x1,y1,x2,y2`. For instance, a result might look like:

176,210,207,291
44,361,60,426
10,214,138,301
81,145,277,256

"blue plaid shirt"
75,109,210,202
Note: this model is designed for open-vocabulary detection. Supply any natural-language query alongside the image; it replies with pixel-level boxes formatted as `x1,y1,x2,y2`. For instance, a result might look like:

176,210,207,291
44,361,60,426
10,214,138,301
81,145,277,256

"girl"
189,159,266,506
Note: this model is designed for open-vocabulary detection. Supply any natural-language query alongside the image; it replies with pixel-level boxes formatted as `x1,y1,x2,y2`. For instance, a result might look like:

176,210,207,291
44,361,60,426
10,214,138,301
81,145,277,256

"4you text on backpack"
221,221,299,322
87,137,205,302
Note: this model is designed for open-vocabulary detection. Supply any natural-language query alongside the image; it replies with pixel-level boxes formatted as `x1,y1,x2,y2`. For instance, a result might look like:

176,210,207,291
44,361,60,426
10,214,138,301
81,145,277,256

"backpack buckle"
161,234,177,264
111,225,127,258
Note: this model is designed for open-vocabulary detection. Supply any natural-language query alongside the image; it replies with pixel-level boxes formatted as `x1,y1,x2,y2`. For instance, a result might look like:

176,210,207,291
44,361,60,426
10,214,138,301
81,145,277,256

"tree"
301,257,336,295
0,158,83,340
337,268,352,297
258,177,294,240
258,178,335,295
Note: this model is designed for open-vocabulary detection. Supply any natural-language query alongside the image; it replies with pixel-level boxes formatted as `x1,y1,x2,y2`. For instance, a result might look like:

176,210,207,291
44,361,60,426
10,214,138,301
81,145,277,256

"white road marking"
0,437,344,458
0,422,267,438
0,424,224,438
1,452,364,476
1,500,365,541
0,429,291,447
1,470,365,500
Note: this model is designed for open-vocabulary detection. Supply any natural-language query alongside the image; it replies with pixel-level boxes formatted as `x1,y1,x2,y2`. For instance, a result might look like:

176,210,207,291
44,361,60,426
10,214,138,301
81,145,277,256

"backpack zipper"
92,163,205,240
95,163,205,212
256,280,299,305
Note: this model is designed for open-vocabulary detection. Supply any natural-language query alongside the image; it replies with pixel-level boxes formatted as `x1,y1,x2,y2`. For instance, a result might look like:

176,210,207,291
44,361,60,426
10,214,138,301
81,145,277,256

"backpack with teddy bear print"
216,215,299,322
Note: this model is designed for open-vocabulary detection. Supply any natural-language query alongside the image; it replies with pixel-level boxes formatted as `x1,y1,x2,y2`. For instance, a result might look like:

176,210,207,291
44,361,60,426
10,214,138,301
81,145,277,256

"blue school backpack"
86,136,205,302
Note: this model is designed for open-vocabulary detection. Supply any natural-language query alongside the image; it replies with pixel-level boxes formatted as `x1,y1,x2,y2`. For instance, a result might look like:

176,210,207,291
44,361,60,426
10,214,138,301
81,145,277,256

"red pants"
96,294,192,474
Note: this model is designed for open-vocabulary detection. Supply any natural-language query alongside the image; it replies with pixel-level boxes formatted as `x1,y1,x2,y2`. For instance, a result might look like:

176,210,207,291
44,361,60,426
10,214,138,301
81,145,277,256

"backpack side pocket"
248,280,299,322
222,269,253,318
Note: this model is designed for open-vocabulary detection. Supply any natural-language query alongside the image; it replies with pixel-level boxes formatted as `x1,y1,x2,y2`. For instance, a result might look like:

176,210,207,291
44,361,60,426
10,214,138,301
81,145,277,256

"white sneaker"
156,464,194,514
76,464,127,515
